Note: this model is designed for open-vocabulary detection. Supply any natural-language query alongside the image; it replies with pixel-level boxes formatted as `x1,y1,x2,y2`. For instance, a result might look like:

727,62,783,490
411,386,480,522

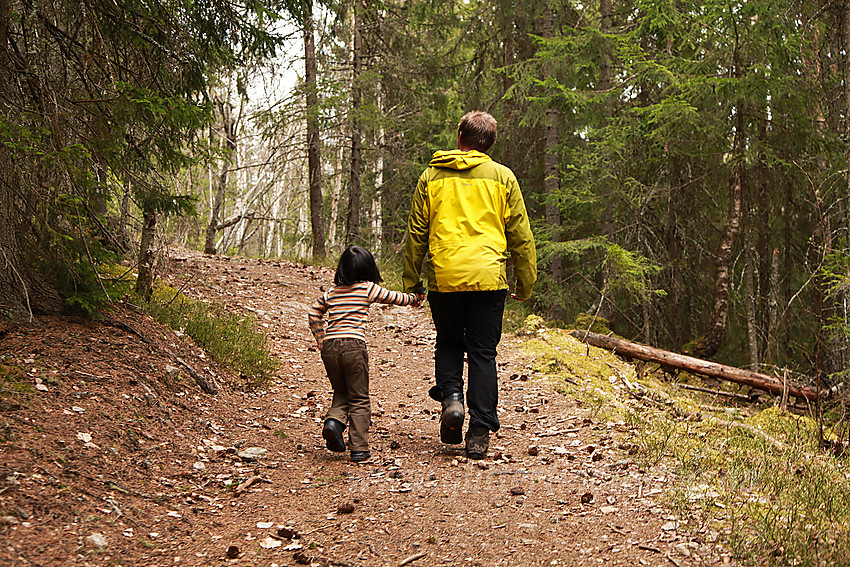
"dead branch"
677,383,754,401
234,475,271,495
176,357,218,395
708,416,785,450
399,552,427,566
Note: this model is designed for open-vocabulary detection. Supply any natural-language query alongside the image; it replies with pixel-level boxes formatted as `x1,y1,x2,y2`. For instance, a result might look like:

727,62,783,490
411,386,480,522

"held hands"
412,285,427,308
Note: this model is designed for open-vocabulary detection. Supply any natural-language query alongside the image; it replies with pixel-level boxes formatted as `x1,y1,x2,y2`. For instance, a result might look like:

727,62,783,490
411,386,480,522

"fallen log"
570,330,825,401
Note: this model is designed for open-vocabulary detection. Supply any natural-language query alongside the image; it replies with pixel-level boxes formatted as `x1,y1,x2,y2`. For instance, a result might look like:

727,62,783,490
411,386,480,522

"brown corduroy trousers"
321,338,371,451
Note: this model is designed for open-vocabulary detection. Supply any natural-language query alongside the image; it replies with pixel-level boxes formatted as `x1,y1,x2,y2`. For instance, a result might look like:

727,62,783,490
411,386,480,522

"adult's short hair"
458,111,497,152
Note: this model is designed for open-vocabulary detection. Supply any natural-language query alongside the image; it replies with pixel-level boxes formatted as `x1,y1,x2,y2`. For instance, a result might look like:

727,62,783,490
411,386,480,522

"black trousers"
427,289,507,432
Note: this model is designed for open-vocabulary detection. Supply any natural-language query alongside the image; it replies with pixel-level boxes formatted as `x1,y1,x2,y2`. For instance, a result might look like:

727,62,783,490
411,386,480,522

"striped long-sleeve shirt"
308,281,417,345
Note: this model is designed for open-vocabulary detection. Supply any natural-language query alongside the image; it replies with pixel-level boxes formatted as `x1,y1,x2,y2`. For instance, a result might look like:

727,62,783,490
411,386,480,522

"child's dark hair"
334,245,383,285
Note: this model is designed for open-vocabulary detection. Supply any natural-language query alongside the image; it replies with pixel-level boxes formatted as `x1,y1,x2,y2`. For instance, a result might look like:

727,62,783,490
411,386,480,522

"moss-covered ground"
515,316,850,566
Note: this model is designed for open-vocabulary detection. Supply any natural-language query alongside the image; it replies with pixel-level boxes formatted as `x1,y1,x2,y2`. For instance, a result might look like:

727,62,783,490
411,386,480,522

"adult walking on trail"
402,111,537,459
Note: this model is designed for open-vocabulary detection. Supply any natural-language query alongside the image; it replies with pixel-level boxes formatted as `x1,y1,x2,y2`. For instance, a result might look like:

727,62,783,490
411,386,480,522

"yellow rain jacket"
402,149,537,299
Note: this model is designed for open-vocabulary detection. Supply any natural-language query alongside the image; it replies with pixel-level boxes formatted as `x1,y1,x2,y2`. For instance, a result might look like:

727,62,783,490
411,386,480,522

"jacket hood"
428,149,491,170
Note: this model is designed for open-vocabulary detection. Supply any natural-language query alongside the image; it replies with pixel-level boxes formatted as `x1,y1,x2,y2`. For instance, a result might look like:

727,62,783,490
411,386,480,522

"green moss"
502,307,527,334
520,327,635,420
0,364,34,395
518,314,546,335
0,363,26,381
515,316,850,566
572,313,612,335
746,406,818,446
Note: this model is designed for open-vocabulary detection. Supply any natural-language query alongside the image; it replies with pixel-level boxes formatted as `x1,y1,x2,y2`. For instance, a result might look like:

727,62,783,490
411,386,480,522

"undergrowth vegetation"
68,256,281,386
516,317,850,566
137,284,279,387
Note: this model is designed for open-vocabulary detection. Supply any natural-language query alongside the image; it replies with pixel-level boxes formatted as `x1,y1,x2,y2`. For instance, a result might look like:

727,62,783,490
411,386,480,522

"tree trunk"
135,210,156,301
827,0,850,375
0,152,62,320
118,178,132,251
345,0,363,246
595,0,617,324
539,5,563,296
304,1,326,258
766,248,781,364
666,154,684,350
205,161,226,254
744,245,759,368
328,137,343,250
204,96,238,255
500,7,515,168
693,109,745,358
0,5,61,320
373,130,384,252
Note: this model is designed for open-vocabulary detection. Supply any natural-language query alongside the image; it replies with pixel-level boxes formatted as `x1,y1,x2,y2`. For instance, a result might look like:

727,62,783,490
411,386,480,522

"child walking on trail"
308,245,423,462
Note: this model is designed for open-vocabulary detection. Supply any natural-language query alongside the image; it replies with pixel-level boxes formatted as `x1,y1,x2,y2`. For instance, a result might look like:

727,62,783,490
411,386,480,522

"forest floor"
0,250,726,567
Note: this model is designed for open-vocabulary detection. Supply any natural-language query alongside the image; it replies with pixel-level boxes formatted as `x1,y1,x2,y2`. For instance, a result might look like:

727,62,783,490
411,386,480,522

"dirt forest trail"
163,251,708,567
0,250,718,567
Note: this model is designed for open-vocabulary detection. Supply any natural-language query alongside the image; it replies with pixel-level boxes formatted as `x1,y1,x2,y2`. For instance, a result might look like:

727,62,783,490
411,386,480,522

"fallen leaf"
259,536,281,549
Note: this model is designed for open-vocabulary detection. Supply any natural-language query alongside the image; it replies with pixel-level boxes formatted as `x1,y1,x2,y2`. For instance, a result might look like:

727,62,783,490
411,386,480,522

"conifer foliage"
0,0,293,318
4,0,850,385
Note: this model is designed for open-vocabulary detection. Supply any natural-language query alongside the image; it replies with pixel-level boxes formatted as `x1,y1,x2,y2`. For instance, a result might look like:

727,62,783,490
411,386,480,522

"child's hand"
317,342,323,351
413,286,426,307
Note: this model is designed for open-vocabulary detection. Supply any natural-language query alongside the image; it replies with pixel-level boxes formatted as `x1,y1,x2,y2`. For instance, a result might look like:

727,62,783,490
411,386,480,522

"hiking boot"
350,450,371,462
440,393,465,445
465,426,490,460
322,418,346,453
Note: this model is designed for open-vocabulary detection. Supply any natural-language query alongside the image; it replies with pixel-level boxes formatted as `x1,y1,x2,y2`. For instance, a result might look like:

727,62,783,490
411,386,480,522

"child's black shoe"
322,418,346,453
350,450,371,462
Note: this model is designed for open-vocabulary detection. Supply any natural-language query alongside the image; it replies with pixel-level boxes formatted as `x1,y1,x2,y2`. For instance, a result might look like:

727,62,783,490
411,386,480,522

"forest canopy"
1,0,849,388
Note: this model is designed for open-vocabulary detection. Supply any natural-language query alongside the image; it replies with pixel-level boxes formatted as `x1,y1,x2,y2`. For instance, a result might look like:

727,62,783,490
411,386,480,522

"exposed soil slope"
0,251,719,566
